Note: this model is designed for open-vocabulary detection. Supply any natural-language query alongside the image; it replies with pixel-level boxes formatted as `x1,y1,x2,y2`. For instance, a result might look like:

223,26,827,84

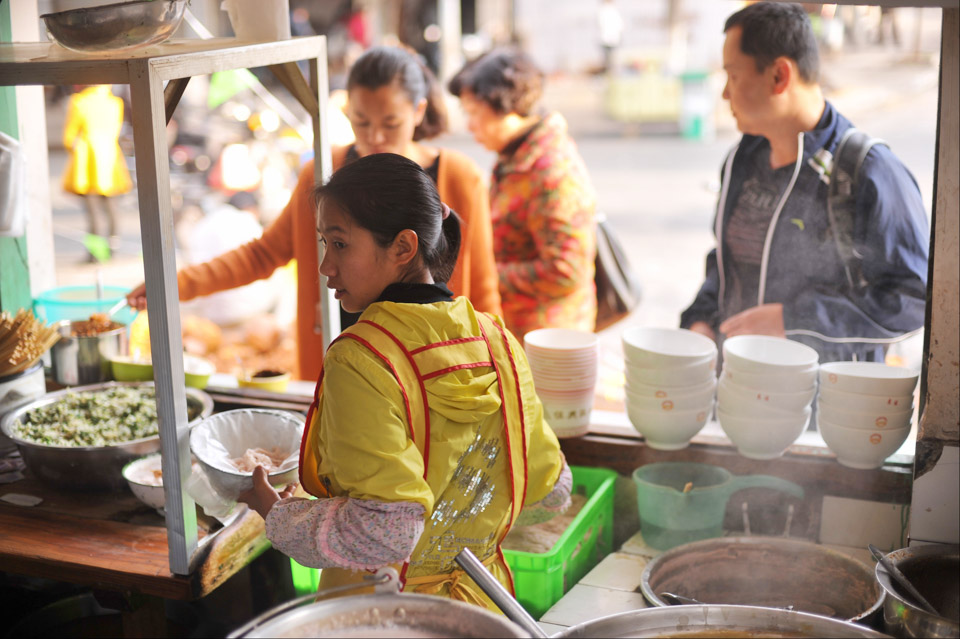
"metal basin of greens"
1,382,213,490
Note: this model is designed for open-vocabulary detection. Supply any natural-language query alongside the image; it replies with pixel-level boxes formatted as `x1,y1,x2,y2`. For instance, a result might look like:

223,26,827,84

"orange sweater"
177,147,500,382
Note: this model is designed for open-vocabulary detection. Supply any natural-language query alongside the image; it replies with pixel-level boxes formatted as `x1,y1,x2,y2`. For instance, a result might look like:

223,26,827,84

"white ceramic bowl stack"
621,327,718,451
524,328,599,438
717,336,819,460
817,362,919,469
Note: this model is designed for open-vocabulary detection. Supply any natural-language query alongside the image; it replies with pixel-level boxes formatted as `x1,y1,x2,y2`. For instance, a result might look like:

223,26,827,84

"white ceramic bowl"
723,335,819,373
720,365,817,393
718,407,811,460
190,408,305,500
717,382,810,420
626,402,712,451
624,376,717,400
717,376,817,413
625,381,717,412
818,387,913,413
816,401,913,431
625,357,716,388
122,453,165,510
818,418,911,469
621,327,717,368
819,362,919,397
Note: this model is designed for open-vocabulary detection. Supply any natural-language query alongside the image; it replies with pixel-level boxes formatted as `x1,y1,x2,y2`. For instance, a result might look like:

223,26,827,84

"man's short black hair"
724,2,820,84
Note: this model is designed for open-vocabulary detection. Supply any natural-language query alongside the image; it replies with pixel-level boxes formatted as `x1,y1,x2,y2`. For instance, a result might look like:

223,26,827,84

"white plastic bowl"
723,335,819,373
718,407,811,460
818,387,913,413
816,400,913,431
720,365,817,393
625,357,716,388
624,376,717,400
717,375,817,412
625,381,717,412
122,453,165,510
190,408,305,500
818,418,911,469
819,362,919,397
524,328,598,352
621,327,717,368
626,402,712,451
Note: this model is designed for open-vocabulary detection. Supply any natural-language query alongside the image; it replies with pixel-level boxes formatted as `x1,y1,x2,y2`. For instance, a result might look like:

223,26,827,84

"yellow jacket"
300,293,564,606
61,85,132,197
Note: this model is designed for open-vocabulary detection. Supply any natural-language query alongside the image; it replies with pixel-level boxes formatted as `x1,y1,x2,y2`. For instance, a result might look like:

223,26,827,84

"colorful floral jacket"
490,112,597,340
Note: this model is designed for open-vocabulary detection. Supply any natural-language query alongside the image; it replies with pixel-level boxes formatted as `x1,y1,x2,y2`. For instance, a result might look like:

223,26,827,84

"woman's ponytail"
429,205,462,284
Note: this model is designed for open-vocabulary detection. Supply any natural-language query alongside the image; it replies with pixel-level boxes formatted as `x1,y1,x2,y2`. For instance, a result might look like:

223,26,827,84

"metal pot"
50,320,127,386
0,362,46,453
875,543,959,638
230,593,529,638
640,537,884,624
554,604,890,638
0,381,213,491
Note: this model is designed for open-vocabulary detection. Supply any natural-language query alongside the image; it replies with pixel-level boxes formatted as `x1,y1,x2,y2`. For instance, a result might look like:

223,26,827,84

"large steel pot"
875,543,959,638
640,536,884,624
229,593,529,638
0,381,213,491
554,605,890,638
50,320,127,386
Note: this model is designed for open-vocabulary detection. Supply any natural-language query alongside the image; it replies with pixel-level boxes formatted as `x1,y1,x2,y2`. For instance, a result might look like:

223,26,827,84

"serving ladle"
868,543,940,616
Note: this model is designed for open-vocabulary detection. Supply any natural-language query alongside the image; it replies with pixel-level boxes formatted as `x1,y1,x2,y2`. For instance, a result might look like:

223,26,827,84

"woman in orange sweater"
127,46,500,382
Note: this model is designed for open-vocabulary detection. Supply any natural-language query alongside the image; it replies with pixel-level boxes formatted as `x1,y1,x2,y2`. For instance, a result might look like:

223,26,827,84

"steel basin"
229,593,528,638
640,537,884,624
0,381,213,491
875,544,960,638
554,605,891,638
40,0,187,54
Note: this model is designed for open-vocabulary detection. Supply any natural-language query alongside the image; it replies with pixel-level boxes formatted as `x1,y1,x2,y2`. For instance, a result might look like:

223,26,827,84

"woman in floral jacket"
450,49,597,340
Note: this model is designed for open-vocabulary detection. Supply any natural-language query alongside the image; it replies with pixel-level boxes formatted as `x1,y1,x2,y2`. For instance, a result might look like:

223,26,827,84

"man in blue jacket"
681,2,928,363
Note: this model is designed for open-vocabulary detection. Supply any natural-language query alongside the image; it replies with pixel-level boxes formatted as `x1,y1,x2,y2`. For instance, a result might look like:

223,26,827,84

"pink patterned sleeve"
265,497,426,570
515,462,573,527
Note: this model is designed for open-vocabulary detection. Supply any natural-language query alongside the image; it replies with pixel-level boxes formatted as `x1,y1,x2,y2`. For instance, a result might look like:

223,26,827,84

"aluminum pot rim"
0,381,214,451
39,0,185,21
553,604,891,638
640,536,885,623
231,592,529,638
874,543,960,629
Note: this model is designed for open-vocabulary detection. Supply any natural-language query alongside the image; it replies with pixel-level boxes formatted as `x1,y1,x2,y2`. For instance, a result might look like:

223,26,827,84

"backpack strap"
826,127,887,291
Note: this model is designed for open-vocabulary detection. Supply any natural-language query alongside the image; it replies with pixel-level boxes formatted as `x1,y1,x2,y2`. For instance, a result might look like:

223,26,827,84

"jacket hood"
357,298,505,426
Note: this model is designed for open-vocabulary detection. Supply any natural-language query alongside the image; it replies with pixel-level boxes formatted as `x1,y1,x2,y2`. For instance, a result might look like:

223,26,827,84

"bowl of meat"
189,408,305,501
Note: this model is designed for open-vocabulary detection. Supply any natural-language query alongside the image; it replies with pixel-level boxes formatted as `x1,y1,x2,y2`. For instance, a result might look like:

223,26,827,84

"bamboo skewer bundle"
0,309,61,377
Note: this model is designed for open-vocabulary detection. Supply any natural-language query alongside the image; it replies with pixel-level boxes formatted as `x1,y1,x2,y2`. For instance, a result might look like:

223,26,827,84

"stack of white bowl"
622,327,717,451
717,336,819,460
524,328,599,438
817,362,919,469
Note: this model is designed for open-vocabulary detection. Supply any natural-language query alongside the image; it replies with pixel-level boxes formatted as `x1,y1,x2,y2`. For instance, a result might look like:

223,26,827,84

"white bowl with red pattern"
819,361,919,397
818,418,911,469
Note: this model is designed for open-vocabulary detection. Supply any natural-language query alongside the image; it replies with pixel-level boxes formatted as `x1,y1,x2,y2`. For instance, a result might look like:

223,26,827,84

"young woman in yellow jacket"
240,153,571,609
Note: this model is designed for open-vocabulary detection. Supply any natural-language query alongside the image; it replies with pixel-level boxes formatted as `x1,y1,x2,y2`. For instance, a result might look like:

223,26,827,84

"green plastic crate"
503,465,617,618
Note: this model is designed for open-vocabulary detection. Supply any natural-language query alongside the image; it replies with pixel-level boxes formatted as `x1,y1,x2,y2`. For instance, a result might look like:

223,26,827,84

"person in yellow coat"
240,153,571,609
61,84,133,256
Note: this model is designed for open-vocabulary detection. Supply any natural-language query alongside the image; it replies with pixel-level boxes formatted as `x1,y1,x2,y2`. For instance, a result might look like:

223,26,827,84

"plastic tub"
504,465,617,618
34,285,137,325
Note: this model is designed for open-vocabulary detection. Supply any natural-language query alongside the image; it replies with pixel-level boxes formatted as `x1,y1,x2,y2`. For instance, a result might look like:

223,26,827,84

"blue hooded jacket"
681,102,929,363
